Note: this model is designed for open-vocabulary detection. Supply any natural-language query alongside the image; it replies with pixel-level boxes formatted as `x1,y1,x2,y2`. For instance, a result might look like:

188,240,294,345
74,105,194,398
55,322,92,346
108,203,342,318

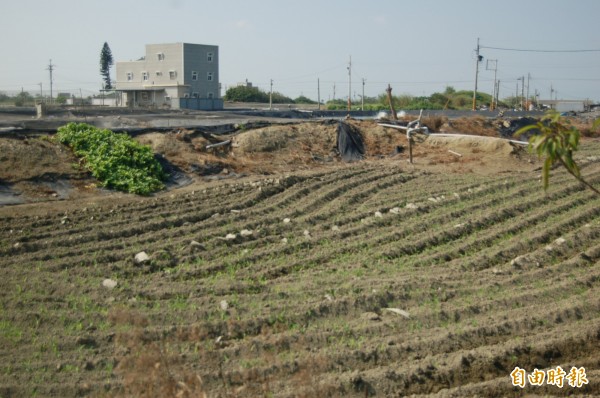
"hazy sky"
2,0,599,101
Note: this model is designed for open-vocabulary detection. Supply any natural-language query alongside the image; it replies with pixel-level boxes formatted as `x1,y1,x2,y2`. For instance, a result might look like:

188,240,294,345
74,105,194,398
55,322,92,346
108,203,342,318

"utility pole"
516,76,524,109
269,79,273,110
472,38,481,111
347,55,352,112
47,59,54,104
361,78,365,111
521,76,525,109
38,82,43,102
495,79,500,108
317,78,321,110
526,73,531,110
333,83,336,100
486,59,498,110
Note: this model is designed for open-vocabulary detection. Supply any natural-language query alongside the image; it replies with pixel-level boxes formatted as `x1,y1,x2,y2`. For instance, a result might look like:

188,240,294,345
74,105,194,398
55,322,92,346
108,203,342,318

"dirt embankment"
0,116,548,206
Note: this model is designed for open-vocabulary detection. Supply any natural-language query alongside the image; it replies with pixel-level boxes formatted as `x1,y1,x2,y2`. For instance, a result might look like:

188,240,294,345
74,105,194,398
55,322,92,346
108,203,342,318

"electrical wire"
480,46,600,53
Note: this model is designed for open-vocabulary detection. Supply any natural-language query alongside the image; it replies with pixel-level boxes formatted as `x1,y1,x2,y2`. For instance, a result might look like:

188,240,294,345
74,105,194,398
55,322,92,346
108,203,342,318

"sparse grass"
2,141,600,396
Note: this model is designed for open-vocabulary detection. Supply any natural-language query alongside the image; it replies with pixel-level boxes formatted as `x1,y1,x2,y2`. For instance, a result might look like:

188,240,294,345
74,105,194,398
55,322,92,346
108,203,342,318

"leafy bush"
57,123,167,195
294,95,317,104
224,85,294,104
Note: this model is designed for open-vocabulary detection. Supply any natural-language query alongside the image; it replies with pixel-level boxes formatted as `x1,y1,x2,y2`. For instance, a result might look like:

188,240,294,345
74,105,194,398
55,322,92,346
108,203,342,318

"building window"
165,96,171,101
142,72,149,81
183,93,190,98
207,72,213,81
157,53,165,61
192,92,199,98
141,92,149,101
207,52,213,62
155,71,162,76
192,71,198,81
207,92,214,99
126,72,133,81
169,70,177,80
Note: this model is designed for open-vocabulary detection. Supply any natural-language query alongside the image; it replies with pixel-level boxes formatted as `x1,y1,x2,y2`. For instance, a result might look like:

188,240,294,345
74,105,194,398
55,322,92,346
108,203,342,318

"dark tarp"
499,117,541,141
336,121,365,162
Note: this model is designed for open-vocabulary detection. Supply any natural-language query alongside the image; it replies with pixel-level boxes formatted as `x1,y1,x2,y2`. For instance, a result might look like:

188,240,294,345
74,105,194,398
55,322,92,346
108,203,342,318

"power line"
480,45,600,53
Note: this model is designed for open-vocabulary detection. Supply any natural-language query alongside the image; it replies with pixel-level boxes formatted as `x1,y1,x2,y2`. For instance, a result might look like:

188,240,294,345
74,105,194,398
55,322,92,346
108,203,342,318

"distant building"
115,43,222,110
537,99,590,113
237,79,253,88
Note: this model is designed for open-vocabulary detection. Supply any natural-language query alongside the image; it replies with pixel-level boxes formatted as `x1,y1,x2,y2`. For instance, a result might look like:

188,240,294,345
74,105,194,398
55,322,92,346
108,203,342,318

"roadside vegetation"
56,123,166,195
223,85,517,111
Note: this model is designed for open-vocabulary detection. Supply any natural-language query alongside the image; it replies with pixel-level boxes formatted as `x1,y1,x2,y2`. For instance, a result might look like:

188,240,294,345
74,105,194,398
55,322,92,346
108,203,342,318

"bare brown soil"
1,114,600,397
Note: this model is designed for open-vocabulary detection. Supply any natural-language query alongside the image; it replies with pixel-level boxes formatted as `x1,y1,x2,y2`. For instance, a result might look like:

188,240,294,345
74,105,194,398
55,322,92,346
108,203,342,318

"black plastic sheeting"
498,117,541,141
336,121,365,162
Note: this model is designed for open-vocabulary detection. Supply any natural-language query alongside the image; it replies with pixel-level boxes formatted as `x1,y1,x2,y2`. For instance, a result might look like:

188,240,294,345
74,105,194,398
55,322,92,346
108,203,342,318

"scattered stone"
374,211,383,218
385,308,410,318
224,233,237,240
61,216,69,225
283,218,291,224
554,237,566,246
331,225,340,232
13,242,20,249
405,203,418,210
219,300,229,311
324,294,333,301
453,192,461,199
511,255,540,268
134,251,150,265
303,229,311,237
240,229,253,237
389,207,401,214
281,237,288,244
230,209,241,213
102,279,117,289
428,197,438,203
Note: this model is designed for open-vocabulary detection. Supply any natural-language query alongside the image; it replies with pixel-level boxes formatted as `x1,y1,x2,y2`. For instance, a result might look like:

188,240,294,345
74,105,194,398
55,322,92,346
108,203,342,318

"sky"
1,0,600,102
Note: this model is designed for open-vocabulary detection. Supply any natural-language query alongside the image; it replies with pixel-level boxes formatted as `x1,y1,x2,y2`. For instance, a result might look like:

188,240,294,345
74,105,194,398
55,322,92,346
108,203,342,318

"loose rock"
134,251,150,265
102,279,117,289
220,300,229,311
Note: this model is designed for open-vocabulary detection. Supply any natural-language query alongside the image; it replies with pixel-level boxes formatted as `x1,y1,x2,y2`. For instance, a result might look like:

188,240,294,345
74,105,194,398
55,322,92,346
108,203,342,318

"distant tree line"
224,85,518,110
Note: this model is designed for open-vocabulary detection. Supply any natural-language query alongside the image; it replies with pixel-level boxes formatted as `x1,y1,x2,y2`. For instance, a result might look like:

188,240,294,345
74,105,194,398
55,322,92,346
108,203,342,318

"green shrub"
57,123,167,195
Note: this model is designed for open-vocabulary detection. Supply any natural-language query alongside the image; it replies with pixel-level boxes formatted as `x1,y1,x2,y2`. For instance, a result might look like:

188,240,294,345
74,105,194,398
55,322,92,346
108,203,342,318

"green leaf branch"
517,110,599,195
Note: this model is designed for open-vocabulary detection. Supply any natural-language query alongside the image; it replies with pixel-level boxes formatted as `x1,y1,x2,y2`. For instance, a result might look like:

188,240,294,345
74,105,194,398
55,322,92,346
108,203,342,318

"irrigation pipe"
427,133,529,146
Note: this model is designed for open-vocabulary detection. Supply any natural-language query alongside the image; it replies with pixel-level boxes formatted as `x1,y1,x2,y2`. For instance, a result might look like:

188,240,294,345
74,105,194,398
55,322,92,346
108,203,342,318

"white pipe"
428,133,528,146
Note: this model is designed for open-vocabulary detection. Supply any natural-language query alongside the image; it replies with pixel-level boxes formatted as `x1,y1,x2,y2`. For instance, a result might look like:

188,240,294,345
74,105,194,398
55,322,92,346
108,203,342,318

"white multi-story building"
115,43,222,110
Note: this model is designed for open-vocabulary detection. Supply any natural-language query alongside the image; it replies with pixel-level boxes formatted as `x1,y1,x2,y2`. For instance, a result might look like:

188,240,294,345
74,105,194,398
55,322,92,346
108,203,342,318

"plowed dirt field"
1,118,600,397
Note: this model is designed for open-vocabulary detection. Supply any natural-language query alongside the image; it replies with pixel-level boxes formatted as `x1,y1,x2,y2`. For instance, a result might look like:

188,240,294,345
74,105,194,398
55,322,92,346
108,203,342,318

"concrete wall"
177,98,223,110
183,43,219,99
